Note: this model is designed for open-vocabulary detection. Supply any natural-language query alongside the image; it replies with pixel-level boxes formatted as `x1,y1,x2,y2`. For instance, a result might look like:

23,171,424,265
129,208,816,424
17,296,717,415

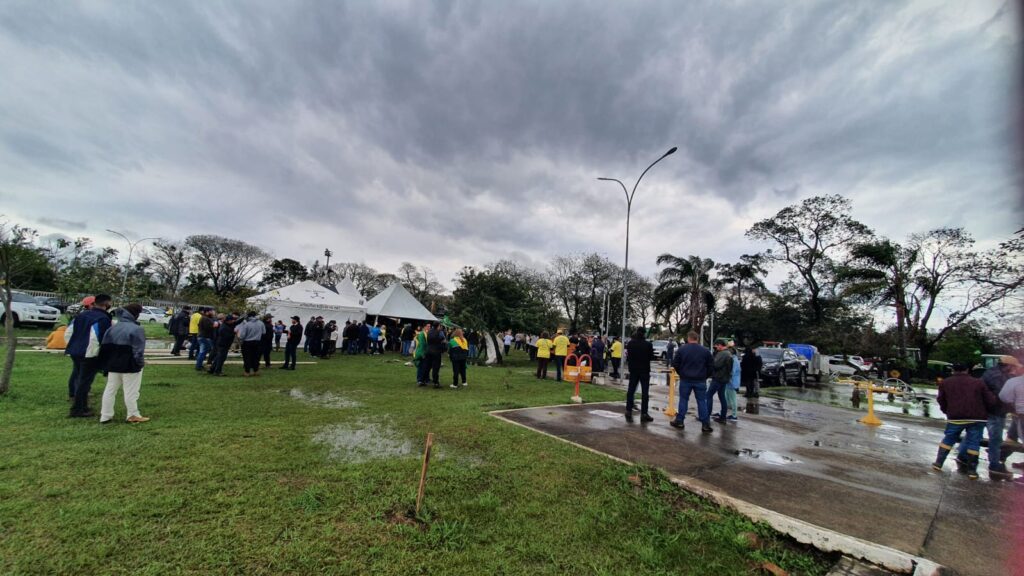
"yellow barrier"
665,370,678,419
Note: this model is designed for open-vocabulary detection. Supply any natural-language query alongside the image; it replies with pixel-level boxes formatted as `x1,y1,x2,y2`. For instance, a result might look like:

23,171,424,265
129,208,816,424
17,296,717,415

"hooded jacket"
65,308,112,359
235,316,266,342
100,308,146,373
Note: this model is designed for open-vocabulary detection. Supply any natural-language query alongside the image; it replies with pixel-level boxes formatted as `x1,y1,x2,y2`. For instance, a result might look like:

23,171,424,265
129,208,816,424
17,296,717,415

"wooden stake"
415,432,434,516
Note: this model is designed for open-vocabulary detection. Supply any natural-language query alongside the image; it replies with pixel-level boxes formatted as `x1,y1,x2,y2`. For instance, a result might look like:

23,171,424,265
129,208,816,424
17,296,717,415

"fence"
14,289,213,311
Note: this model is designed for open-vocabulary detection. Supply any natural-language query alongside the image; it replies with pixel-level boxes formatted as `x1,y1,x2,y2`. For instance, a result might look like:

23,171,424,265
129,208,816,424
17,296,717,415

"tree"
331,262,394,299
716,254,767,308
548,254,585,332
184,235,272,297
0,221,39,395
259,258,309,290
654,254,716,333
837,238,918,360
145,240,189,297
396,262,445,306
54,238,122,298
747,195,873,324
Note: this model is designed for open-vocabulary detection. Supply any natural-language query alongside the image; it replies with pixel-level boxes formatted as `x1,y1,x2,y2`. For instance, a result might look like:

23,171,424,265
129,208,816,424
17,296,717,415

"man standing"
64,295,94,399
99,303,149,424
624,329,655,423
402,323,416,356
234,311,266,377
706,339,732,423
669,331,714,433
983,356,1022,480
999,368,1024,473
609,336,623,379
741,346,763,398
65,294,113,418
415,323,431,386
281,315,303,370
208,314,236,376
591,335,605,373
168,305,190,356
552,330,570,381
194,309,216,372
187,307,202,360
303,316,315,353
308,316,325,357
932,363,1000,480
369,323,382,355
535,332,553,379
426,323,446,388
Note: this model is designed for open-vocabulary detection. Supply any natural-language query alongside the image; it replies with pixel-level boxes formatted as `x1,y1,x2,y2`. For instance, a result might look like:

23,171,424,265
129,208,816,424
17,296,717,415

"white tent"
334,277,366,307
364,282,437,323
247,280,366,326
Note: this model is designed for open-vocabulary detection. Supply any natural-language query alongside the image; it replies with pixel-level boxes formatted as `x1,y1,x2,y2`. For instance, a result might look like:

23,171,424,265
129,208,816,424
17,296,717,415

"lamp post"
106,229,158,300
598,147,677,346
324,248,334,283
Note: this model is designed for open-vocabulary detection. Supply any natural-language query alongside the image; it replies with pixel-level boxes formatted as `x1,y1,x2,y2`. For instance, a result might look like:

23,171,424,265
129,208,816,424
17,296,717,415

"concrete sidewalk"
491,385,1022,576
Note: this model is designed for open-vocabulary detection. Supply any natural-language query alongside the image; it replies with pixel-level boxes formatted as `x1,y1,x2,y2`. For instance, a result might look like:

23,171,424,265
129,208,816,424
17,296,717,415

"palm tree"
654,254,716,334
718,254,767,308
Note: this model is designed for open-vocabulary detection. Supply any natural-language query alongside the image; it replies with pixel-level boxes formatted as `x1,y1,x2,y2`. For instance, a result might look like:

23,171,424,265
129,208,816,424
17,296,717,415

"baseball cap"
81,296,95,308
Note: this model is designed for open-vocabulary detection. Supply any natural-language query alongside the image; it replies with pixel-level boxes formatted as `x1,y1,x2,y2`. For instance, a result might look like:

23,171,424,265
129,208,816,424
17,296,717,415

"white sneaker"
450,384,459,389
461,382,468,387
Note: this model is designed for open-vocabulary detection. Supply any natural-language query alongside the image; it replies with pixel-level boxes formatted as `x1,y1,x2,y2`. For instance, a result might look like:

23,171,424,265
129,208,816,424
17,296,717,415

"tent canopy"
247,280,366,325
334,277,366,307
364,282,437,323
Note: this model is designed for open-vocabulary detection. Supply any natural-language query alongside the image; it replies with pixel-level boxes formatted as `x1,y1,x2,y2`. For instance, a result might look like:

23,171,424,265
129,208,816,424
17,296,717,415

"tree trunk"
0,286,15,395
482,331,503,366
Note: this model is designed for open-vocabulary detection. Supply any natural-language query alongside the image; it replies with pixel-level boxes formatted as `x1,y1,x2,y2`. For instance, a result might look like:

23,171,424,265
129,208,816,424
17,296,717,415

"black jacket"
426,328,447,355
216,320,237,347
287,324,303,343
100,309,146,373
625,338,653,375
741,350,762,382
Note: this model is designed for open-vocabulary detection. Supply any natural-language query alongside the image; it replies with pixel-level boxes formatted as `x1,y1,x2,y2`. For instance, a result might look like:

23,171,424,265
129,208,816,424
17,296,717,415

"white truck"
1,291,62,328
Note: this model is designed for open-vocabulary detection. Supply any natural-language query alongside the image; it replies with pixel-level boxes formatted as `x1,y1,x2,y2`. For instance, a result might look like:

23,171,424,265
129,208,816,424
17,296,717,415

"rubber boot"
932,444,952,472
965,451,980,480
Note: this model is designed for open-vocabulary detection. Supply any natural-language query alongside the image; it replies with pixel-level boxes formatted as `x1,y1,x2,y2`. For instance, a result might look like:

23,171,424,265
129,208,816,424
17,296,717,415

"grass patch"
0,347,834,575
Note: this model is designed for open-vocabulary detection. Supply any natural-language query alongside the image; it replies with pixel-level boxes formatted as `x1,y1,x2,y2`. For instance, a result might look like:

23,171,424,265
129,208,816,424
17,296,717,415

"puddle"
735,448,799,466
312,421,414,463
588,409,625,420
766,384,942,420
284,389,362,409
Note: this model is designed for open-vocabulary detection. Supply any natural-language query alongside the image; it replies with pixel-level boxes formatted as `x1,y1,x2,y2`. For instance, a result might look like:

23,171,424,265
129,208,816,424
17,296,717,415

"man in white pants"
99,303,149,424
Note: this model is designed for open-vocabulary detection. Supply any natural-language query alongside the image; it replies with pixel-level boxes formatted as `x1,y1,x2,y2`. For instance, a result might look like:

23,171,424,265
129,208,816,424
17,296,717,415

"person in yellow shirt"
552,329,570,381
535,332,553,380
46,324,68,350
610,336,623,378
187,309,202,360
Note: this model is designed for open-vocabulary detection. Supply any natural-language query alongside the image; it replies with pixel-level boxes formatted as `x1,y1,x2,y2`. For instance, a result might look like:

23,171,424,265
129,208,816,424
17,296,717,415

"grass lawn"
0,348,834,575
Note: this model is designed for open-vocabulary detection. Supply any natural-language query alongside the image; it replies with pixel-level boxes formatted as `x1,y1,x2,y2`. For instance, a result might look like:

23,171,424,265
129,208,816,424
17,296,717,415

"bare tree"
145,240,189,297
548,254,586,332
184,235,271,296
396,262,445,304
0,220,39,395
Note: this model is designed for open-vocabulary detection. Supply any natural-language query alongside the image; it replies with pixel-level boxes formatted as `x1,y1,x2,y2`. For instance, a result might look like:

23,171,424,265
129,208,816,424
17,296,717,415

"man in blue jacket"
99,304,149,424
669,331,714,433
65,293,113,418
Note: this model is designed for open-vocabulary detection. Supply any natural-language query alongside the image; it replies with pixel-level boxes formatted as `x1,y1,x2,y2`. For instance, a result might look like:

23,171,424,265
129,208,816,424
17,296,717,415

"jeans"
70,357,102,414
675,379,710,424
706,379,728,419
553,355,565,381
402,340,412,356
261,342,272,366
986,414,1006,469
940,421,985,461
626,371,651,415
610,358,621,377
416,357,429,384
274,334,282,350
468,344,477,359
67,357,79,398
303,338,309,353
725,387,738,418
194,338,212,370
427,353,442,384
210,345,229,374
241,341,261,373
284,341,298,368
187,334,198,359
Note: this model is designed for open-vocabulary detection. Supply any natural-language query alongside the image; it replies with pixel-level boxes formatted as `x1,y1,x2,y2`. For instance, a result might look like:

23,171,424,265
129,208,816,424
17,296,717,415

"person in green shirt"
414,324,430,386
535,332,553,380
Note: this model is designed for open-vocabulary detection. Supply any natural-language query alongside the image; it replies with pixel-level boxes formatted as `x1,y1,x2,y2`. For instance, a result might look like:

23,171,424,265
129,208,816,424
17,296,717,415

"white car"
136,306,168,324
831,354,869,371
0,291,61,328
828,357,867,376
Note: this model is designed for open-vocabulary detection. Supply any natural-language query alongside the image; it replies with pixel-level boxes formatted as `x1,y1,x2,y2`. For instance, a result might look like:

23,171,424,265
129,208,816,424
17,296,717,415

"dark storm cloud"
0,1,1018,282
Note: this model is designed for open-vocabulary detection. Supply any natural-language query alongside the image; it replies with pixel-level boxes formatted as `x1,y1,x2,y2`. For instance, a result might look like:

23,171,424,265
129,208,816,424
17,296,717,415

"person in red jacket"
932,362,1001,480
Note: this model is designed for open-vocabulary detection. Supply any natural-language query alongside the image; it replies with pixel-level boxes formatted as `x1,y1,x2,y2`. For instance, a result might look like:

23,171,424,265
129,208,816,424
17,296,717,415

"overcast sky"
1,1,1020,290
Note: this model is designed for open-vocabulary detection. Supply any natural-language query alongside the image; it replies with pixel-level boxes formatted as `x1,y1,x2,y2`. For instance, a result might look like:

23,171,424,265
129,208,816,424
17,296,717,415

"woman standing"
449,328,469,388
535,332,553,380
273,320,285,350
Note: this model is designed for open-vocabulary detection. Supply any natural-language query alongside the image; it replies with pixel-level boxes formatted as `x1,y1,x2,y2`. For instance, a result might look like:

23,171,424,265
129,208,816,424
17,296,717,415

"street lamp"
598,146,677,348
324,248,333,283
106,229,158,300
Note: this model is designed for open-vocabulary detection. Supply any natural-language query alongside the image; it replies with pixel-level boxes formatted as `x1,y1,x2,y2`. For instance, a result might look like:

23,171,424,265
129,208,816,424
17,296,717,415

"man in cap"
65,294,113,417
932,362,1000,480
234,311,266,376
552,329,570,381
706,339,733,424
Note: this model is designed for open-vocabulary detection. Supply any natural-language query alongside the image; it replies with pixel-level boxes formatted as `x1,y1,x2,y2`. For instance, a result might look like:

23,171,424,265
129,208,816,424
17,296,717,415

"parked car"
136,306,168,324
0,291,61,328
33,296,68,313
651,340,674,360
828,357,867,377
758,347,807,387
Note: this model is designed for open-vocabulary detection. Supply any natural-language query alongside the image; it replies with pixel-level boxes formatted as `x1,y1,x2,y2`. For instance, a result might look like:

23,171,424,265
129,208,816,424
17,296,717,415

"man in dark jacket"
99,304,149,423
669,331,714,433
624,329,654,423
426,324,446,388
168,306,191,356
194,309,216,371
65,293,114,417
303,316,315,353
706,339,733,423
359,321,371,354
260,314,274,367
741,347,763,398
932,363,1001,480
208,315,237,376
307,317,325,357
281,315,303,370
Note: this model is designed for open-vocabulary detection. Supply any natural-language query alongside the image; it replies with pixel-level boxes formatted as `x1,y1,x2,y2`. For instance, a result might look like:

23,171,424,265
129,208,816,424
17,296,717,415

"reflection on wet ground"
493,381,1021,576
312,421,413,463
764,384,941,420
283,388,362,409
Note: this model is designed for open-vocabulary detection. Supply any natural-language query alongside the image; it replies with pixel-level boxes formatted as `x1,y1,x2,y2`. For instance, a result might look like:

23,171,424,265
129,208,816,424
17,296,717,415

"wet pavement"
492,380,1023,576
